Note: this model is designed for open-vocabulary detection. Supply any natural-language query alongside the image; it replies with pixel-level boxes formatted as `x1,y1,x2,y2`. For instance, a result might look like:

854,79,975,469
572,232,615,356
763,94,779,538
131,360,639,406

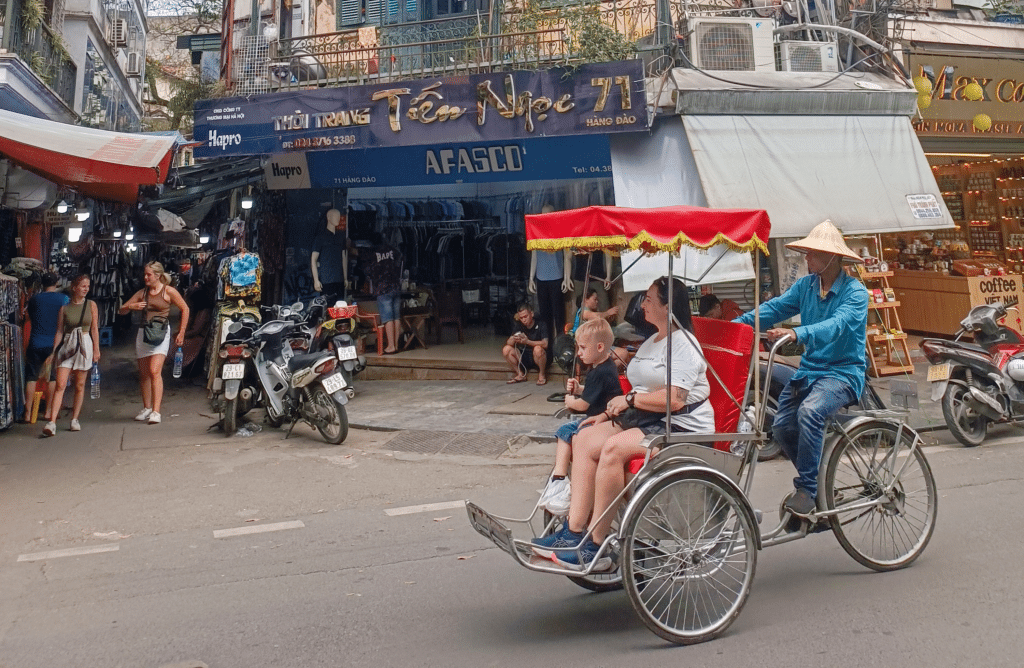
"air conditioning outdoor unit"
777,41,839,72
687,17,776,72
126,51,142,77
109,19,128,48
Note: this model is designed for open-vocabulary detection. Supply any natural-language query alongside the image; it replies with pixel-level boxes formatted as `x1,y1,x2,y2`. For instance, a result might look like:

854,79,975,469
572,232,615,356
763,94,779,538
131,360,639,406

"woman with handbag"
118,262,190,425
530,277,715,571
42,274,100,436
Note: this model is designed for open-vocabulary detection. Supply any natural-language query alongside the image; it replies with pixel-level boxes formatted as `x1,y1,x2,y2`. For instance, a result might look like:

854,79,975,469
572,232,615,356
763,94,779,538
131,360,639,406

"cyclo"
466,205,938,645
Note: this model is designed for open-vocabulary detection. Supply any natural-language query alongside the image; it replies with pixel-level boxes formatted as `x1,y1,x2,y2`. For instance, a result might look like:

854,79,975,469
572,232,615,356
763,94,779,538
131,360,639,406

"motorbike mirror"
292,302,304,312
227,321,243,334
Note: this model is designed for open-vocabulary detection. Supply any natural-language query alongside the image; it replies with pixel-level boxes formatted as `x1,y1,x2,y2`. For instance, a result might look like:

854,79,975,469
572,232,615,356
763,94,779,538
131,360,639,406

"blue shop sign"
267,135,612,188
194,61,646,159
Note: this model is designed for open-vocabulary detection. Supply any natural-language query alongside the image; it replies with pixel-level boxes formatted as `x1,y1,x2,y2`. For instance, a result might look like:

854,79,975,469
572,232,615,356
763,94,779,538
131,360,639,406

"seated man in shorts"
502,303,549,385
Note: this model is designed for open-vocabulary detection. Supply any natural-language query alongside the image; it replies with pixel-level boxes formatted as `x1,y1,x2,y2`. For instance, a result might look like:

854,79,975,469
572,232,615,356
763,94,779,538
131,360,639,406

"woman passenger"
532,277,715,571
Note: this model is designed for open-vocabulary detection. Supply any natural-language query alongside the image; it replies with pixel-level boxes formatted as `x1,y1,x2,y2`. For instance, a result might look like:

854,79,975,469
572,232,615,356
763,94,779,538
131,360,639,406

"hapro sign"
194,61,647,158
265,135,611,189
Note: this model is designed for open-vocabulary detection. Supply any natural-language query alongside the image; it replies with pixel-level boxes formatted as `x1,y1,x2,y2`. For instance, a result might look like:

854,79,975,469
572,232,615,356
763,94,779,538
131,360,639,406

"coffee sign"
967,275,1024,335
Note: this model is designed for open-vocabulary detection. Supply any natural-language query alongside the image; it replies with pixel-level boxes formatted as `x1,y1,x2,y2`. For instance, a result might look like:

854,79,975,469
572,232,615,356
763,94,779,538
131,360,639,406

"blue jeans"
555,417,584,444
377,291,401,324
772,376,857,498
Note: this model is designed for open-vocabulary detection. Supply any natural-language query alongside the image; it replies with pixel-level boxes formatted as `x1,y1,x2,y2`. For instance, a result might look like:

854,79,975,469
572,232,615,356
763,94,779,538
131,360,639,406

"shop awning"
681,115,954,238
0,109,175,203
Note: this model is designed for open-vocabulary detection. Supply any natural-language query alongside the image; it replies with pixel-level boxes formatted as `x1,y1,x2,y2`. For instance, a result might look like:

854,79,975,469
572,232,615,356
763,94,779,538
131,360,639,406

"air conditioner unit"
126,51,142,77
687,17,776,72
777,41,839,73
109,19,128,48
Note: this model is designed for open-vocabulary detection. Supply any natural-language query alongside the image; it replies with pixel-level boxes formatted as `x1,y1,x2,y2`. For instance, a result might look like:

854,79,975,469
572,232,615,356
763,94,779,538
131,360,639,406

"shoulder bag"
142,287,170,346
54,300,89,365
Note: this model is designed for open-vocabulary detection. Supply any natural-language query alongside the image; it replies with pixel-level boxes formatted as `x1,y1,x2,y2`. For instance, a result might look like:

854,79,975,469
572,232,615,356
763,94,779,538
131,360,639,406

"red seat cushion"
626,317,755,470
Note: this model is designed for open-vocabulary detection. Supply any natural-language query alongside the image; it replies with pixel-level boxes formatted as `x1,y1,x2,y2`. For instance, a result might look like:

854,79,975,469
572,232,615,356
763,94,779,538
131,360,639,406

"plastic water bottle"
173,347,184,379
90,363,100,400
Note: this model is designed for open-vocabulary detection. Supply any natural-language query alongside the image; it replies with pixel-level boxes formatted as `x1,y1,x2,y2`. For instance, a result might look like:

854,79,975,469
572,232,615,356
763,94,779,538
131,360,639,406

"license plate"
337,345,358,361
322,372,346,394
927,363,951,382
222,363,246,380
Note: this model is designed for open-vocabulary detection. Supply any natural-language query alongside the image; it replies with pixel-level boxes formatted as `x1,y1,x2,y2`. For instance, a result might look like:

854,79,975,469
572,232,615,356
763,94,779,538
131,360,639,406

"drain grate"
385,430,456,454
440,433,512,458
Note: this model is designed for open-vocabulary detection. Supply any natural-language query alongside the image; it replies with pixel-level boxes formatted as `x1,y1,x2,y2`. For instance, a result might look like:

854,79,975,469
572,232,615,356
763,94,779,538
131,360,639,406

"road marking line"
385,500,466,516
17,544,120,562
213,520,305,538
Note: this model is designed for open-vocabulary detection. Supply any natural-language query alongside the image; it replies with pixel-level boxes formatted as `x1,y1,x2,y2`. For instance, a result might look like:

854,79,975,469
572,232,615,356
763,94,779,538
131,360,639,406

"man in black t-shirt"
502,303,549,385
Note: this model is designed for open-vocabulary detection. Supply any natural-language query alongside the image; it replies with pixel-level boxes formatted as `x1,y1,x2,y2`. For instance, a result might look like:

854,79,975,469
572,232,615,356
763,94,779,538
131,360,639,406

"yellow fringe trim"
527,231,769,256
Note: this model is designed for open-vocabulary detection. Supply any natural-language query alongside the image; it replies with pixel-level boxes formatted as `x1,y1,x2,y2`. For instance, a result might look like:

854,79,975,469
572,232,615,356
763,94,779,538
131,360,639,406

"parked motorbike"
217,314,262,436
309,302,366,399
226,306,351,444
920,300,1024,447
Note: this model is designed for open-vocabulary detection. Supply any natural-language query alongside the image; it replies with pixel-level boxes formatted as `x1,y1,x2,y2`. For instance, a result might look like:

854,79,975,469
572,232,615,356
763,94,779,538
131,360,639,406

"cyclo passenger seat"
626,317,755,475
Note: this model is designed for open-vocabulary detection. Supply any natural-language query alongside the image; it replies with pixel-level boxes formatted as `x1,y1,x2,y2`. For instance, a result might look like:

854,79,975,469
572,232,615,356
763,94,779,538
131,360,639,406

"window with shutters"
337,0,385,27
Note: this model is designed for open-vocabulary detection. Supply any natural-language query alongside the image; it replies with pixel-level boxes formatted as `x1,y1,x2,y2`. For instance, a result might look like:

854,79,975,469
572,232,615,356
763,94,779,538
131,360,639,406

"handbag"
613,398,709,430
142,288,170,346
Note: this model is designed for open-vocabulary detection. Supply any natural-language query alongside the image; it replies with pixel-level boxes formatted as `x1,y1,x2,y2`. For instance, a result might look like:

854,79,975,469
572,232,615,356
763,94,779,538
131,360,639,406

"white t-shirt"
625,329,715,432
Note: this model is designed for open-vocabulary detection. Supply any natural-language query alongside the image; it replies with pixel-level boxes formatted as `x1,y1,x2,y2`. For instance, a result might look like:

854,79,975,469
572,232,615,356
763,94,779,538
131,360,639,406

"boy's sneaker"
530,521,583,559
134,408,153,422
539,478,571,516
552,538,616,572
69,419,81,432
42,421,56,437
148,412,162,424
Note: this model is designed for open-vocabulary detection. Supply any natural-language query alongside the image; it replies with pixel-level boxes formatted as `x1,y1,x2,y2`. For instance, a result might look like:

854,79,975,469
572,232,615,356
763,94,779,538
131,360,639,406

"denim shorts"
377,291,401,324
555,417,585,444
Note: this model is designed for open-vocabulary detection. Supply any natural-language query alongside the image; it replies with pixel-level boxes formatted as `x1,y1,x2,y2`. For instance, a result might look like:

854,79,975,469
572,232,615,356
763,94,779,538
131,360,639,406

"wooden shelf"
869,301,900,309
872,332,908,342
872,364,915,376
860,270,894,278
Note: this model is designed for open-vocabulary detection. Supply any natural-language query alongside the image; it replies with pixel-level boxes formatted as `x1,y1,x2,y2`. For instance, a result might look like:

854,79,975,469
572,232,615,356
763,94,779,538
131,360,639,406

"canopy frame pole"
572,251,595,380
665,253,674,433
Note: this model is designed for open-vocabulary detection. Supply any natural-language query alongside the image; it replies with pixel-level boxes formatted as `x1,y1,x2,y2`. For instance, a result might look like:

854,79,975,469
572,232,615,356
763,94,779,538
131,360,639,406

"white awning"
682,114,954,238
609,119,755,290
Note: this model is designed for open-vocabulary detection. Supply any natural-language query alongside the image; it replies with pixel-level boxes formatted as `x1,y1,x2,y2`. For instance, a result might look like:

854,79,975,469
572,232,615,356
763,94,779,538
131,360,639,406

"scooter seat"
287,351,328,372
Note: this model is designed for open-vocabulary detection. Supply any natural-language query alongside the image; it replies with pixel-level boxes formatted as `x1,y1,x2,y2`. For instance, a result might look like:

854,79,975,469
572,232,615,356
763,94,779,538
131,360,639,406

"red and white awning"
0,109,175,203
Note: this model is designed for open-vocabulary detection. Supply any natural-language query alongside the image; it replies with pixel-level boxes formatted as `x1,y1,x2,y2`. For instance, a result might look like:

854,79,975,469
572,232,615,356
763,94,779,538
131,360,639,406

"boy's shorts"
555,416,586,444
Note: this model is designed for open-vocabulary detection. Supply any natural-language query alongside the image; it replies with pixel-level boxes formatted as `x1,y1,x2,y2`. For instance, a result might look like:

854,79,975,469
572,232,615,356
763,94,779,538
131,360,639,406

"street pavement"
3,343,1024,666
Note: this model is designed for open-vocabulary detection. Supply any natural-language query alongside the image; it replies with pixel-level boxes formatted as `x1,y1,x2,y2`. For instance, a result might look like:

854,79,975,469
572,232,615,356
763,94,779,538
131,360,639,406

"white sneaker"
42,421,56,437
70,419,81,432
540,477,572,516
134,408,153,422
148,412,162,424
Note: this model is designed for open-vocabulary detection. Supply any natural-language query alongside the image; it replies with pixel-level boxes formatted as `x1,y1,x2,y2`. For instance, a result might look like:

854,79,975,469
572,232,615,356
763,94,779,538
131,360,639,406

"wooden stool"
401,313,430,351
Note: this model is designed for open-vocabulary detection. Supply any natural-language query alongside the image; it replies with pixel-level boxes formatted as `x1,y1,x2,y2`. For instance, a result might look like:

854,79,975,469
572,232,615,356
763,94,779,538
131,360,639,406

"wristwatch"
625,390,636,408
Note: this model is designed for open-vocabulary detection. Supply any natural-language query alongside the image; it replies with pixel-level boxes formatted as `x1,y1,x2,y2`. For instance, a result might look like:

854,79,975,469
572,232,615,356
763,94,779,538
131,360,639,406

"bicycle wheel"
824,420,937,572
622,471,757,645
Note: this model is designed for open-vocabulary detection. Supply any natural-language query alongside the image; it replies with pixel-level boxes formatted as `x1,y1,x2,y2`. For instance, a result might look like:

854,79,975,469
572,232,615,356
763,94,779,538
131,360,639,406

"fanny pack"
142,288,170,346
613,398,708,430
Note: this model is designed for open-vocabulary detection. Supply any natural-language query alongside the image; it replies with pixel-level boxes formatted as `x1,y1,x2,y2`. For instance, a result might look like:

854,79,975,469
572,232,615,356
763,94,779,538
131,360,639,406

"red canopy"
525,205,771,255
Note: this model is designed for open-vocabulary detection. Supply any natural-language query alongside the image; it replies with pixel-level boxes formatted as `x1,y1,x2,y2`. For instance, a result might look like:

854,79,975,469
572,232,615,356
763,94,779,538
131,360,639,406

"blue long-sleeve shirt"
735,270,868,398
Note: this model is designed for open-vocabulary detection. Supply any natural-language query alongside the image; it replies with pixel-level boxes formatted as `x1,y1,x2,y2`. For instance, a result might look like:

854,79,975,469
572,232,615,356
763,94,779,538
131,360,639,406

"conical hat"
784,220,863,263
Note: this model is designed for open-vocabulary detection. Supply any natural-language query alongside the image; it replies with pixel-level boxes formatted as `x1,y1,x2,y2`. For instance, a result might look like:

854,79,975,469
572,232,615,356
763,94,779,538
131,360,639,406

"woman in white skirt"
118,262,190,425
42,275,100,436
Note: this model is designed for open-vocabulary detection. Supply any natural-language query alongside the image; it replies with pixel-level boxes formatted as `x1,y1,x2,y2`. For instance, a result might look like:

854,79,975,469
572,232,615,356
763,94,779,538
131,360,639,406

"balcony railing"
0,2,77,108
257,2,659,92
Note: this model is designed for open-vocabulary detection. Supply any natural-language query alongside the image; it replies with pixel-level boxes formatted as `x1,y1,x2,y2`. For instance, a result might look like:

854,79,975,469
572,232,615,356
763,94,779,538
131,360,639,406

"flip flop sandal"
507,376,527,384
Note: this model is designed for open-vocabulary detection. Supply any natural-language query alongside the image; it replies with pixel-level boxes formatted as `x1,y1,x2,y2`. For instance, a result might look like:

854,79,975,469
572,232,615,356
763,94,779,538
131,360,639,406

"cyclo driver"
734,220,869,517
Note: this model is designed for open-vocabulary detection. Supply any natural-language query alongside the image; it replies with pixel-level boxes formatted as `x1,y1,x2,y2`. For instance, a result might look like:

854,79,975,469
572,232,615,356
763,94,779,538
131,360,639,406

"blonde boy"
538,318,623,515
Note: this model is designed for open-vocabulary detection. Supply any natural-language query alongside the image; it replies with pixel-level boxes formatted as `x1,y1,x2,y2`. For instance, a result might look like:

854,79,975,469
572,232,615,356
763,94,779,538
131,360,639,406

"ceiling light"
113,230,122,238
75,209,90,222
200,234,211,244
68,227,83,242
241,195,253,210
55,200,70,214
125,231,134,240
